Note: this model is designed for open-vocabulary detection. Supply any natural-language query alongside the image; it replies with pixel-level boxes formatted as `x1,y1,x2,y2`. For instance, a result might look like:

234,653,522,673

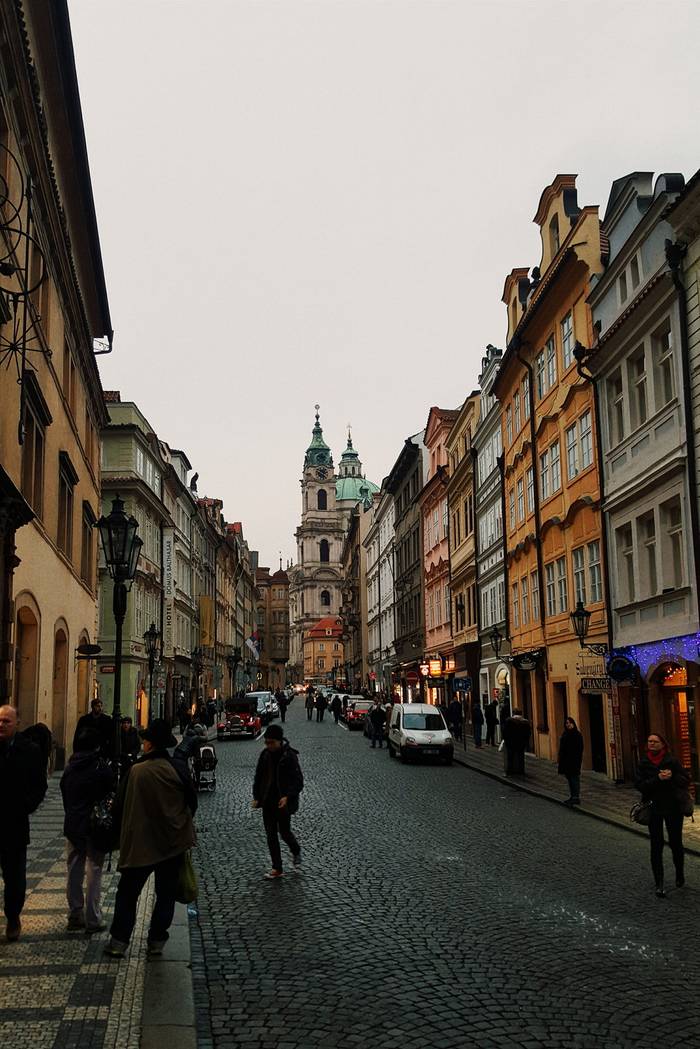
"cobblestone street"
190,701,700,1049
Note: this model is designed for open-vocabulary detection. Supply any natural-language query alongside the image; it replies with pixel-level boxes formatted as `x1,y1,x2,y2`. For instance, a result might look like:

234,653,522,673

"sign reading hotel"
162,527,175,658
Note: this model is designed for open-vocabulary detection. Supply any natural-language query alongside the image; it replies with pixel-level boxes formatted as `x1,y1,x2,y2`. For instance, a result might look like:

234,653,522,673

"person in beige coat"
104,719,197,958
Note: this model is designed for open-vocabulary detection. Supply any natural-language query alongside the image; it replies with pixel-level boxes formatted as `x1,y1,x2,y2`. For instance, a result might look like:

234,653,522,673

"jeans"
648,812,684,885
306,708,313,720
110,853,183,945
333,712,340,724
316,709,325,722
565,774,581,802
262,804,300,872
66,844,105,927
0,843,27,922
370,724,384,748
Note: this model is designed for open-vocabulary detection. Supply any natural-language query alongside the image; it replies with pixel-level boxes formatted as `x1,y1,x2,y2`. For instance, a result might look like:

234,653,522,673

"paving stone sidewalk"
453,736,700,853
0,774,154,1049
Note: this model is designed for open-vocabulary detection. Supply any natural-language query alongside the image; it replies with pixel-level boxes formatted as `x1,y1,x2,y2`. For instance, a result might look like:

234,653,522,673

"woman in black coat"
634,732,690,897
557,717,584,807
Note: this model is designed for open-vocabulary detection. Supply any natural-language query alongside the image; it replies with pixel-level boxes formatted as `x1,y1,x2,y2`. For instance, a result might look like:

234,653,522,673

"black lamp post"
570,600,608,656
226,645,242,697
143,621,161,723
192,646,204,704
95,495,142,760
489,626,504,659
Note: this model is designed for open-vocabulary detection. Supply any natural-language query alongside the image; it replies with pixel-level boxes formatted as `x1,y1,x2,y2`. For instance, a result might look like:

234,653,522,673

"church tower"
288,407,346,679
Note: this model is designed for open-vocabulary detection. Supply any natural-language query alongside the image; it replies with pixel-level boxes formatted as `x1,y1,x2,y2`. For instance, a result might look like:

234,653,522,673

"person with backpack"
634,732,690,898
103,719,197,958
60,728,115,932
252,724,303,879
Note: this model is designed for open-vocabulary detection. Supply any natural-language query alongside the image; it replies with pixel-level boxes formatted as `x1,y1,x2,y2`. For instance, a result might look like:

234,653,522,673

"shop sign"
162,527,175,659
513,653,538,672
580,676,612,693
419,662,430,677
608,655,636,683
426,677,443,687
454,677,472,692
99,665,115,674
429,658,443,677
406,670,419,685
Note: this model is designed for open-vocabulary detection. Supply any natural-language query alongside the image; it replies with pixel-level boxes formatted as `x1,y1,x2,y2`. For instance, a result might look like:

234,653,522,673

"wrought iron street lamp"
489,626,504,659
570,600,608,656
95,495,142,760
143,621,161,723
225,645,242,697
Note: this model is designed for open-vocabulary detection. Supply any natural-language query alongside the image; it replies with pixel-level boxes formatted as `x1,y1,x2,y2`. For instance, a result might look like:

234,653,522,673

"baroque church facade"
288,408,378,681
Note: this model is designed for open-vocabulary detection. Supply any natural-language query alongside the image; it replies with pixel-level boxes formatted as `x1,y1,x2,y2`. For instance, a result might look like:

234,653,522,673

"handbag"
175,850,198,904
630,800,652,826
679,791,695,819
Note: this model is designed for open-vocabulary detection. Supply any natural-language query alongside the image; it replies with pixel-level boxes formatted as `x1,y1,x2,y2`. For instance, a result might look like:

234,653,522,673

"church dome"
304,406,333,469
335,474,380,504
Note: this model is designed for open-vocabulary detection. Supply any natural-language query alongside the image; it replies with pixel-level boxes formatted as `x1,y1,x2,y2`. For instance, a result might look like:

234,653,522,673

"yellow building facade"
494,176,616,776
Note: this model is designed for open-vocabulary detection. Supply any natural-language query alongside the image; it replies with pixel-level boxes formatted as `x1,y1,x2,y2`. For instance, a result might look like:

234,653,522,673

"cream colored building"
0,5,112,763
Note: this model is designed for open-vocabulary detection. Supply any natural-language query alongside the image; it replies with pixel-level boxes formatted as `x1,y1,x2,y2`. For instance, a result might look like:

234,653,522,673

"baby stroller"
194,738,217,792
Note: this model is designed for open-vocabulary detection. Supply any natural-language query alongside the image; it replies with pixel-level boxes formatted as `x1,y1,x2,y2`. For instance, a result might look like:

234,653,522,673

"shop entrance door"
587,692,607,774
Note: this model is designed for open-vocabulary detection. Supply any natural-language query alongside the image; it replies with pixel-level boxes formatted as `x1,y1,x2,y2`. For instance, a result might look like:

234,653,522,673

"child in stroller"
174,721,217,791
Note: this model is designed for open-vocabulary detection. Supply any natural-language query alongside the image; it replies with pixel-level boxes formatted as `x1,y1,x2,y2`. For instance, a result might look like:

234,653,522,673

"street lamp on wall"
143,621,161,723
570,600,608,656
489,626,504,660
95,495,143,761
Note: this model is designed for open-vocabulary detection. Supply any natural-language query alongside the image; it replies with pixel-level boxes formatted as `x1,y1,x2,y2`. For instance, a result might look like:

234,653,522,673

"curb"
140,902,196,1049
452,749,700,858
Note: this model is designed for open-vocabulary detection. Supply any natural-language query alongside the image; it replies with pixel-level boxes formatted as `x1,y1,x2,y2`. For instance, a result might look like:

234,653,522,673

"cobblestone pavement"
0,775,153,1049
191,701,700,1049
452,735,700,852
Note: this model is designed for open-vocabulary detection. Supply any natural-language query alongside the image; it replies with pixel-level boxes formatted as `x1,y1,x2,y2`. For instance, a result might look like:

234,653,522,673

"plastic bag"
175,850,198,904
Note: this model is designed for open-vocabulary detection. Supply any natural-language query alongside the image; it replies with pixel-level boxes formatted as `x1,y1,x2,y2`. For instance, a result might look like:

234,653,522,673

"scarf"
646,747,667,766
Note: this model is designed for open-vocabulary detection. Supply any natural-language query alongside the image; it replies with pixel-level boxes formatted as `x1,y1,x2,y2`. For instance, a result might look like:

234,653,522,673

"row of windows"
397,593,421,636
606,321,675,448
478,500,503,552
395,526,420,578
504,313,575,450
426,584,450,631
316,641,341,652
451,492,474,548
476,428,502,486
615,497,684,606
424,498,448,552
395,468,420,519
481,578,506,629
510,542,601,630
507,411,593,530
453,584,477,632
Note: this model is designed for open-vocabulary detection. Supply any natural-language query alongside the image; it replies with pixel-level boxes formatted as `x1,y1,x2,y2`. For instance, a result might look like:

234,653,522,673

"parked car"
343,697,374,731
247,690,276,723
217,698,264,740
387,703,453,764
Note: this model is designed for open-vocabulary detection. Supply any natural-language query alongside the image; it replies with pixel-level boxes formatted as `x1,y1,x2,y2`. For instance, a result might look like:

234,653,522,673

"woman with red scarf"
634,732,690,897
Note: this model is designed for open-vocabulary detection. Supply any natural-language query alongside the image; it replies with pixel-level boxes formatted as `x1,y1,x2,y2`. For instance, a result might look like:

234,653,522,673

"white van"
387,703,453,764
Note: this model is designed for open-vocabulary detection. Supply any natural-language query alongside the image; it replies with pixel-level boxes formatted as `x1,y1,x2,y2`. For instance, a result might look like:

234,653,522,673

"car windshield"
403,713,445,731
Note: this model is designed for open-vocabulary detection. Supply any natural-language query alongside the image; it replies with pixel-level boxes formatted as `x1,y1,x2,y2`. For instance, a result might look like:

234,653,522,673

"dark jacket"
315,694,327,710
116,749,197,868
503,715,530,751
60,751,114,850
447,699,463,727
635,753,690,817
471,705,485,727
499,701,511,730
557,728,584,776
369,704,386,728
330,695,342,714
120,726,140,756
0,733,48,846
253,742,304,814
74,712,113,757
485,700,499,726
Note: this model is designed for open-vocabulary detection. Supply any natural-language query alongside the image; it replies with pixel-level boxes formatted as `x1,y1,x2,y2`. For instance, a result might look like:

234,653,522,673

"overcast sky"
69,0,700,567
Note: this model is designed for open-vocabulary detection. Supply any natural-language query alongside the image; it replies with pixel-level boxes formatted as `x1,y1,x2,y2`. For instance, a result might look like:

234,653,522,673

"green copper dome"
304,406,333,469
335,474,380,505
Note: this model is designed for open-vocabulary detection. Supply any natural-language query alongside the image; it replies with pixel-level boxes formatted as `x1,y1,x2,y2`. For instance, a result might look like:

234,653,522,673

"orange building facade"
494,176,619,778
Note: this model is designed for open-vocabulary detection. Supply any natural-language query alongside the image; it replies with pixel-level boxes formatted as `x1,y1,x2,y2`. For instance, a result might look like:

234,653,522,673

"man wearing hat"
104,719,197,958
252,724,304,879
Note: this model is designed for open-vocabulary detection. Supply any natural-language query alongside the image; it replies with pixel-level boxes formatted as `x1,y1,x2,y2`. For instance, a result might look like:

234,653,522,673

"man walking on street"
502,708,531,776
73,698,113,759
104,719,197,958
368,698,386,748
315,691,327,722
0,705,47,942
305,687,315,722
275,689,288,723
485,697,499,746
330,693,342,724
252,724,303,879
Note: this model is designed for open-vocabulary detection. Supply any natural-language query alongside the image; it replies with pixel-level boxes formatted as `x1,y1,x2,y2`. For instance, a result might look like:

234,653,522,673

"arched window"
319,539,330,563
317,489,327,510
321,589,331,607
351,466,355,476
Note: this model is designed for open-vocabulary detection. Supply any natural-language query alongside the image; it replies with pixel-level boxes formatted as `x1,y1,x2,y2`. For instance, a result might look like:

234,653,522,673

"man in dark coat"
252,724,303,878
368,699,386,748
447,697,463,741
502,708,531,776
484,697,499,746
0,705,48,941
275,689,288,723
315,691,327,722
74,698,113,759
557,717,584,806
104,719,197,958
60,728,114,931
120,717,140,759
330,693,342,724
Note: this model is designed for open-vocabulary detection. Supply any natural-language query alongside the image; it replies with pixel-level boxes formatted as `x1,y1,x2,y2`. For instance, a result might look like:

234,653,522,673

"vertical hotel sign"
163,528,175,658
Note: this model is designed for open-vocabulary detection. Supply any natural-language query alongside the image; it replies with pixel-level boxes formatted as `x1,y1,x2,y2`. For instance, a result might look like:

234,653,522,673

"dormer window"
549,214,560,256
